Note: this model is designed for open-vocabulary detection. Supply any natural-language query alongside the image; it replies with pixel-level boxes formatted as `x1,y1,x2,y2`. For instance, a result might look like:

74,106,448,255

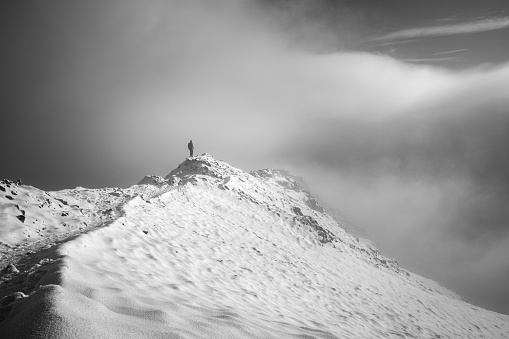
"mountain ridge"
1,153,508,338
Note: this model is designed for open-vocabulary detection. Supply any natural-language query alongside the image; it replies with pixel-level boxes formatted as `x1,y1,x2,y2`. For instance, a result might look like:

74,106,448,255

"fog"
2,0,509,314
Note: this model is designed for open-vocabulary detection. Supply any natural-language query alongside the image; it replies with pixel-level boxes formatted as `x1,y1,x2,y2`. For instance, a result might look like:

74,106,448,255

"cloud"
272,56,509,313
402,57,459,64
3,0,509,314
399,49,470,64
372,16,509,41
428,48,469,56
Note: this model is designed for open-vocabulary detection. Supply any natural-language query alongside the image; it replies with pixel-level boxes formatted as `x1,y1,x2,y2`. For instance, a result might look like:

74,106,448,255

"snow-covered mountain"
1,154,508,338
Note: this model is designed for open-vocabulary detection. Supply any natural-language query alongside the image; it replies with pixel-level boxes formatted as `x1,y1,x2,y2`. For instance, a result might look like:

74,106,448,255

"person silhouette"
188,140,194,157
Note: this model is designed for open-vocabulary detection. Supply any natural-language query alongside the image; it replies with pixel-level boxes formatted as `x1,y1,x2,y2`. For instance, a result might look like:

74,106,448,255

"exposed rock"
3,263,20,274
0,292,26,307
292,206,303,216
294,214,336,244
251,169,325,213
0,179,13,186
166,154,243,181
138,175,167,186
304,196,324,213
55,198,69,206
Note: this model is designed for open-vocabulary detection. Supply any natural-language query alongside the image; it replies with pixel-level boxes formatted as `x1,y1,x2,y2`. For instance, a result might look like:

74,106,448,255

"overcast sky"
2,0,509,314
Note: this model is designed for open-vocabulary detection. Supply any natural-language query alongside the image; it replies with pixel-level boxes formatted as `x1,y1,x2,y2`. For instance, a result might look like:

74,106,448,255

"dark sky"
2,0,509,314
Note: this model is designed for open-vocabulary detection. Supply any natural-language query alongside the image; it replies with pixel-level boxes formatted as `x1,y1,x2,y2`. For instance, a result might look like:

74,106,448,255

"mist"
2,0,509,314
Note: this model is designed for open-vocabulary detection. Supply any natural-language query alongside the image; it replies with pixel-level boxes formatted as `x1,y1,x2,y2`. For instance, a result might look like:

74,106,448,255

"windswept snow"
1,154,508,338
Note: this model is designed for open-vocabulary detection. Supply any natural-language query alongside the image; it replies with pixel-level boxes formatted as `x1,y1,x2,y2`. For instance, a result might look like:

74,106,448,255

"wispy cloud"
402,57,458,64
400,49,469,64
428,49,469,56
372,17,509,41
363,38,418,48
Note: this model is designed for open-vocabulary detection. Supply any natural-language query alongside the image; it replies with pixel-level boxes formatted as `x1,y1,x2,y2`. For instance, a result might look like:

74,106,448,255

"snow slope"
1,154,508,338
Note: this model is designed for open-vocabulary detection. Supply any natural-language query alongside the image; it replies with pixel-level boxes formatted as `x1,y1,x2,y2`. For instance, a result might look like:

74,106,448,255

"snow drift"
1,154,508,338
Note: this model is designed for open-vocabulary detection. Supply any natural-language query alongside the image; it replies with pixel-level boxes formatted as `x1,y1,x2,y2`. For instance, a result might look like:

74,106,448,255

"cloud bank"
274,55,509,314
3,0,509,314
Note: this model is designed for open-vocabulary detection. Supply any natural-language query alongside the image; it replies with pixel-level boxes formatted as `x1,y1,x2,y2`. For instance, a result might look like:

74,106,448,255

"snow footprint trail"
0,177,180,274
0,182,180,329
24,184,342,338
0,198,126,323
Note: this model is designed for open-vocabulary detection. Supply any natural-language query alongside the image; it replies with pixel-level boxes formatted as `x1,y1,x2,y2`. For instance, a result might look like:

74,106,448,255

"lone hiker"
188,140,194,157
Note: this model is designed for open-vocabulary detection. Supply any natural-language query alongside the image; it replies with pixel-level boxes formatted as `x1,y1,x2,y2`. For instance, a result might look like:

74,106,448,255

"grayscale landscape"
2,1,509,338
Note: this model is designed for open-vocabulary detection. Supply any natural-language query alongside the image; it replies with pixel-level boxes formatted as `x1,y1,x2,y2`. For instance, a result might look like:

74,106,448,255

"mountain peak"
163,154,328,224
165,153,243,181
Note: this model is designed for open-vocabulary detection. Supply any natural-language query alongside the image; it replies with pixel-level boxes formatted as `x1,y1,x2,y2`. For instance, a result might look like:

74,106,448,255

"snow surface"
1,154,508,338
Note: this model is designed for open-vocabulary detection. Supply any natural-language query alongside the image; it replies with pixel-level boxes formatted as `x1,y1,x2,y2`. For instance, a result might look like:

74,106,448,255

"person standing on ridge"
188,140,194,157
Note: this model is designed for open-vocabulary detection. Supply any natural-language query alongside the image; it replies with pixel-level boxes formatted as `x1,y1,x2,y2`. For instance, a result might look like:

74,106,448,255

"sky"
2,0,509,314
